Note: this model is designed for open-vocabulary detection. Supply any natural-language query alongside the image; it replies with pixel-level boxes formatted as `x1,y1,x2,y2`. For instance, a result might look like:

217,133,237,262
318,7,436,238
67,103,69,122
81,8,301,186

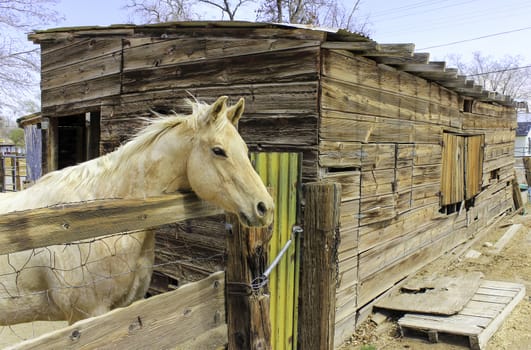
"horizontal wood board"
9,271,226,350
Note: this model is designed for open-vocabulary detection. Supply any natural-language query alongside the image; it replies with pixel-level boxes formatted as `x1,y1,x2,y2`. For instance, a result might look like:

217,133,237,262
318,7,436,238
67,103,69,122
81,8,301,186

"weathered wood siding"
39,38,123,115
32,24,517,348
318,49,516,345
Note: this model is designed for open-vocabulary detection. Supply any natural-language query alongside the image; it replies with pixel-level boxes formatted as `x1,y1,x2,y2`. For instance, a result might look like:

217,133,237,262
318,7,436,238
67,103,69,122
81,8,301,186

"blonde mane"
32,100,213,198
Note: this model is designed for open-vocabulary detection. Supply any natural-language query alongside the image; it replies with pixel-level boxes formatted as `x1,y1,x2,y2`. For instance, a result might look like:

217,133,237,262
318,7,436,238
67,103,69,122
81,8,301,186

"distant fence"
0,153,27,192
515,147,531,157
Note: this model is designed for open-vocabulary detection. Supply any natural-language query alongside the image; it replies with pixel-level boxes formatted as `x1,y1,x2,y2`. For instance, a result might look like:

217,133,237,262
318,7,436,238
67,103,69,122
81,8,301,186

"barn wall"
39,38,123,115
33,26,517,347
318,49,516,344
37,29,324,291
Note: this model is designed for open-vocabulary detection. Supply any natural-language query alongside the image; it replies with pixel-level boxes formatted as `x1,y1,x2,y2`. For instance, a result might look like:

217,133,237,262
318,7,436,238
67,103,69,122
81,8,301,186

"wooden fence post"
226,214,272,350
0,156,4,192
298,182,341,350
522,156,531,186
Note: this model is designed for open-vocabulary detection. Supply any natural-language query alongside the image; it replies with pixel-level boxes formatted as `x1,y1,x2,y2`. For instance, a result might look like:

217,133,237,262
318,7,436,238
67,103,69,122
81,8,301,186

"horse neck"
107,125,194,198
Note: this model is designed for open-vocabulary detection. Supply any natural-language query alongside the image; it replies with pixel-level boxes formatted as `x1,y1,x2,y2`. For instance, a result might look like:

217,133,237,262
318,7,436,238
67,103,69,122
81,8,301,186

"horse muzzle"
239,200,274,227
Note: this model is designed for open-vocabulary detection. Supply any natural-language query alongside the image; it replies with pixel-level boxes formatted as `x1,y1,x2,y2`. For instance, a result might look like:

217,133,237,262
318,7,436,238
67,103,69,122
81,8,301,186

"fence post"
0,156,4,192
523,156,531,186
298,182,341,350
226,214,272,350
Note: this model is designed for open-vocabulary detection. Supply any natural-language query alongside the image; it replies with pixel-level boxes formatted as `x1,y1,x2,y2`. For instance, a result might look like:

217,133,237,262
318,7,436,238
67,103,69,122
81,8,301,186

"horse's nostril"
257,201,267,217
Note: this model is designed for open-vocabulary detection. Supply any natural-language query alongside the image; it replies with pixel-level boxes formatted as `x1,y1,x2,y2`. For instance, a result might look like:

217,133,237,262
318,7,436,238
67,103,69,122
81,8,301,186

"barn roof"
28,21,515,107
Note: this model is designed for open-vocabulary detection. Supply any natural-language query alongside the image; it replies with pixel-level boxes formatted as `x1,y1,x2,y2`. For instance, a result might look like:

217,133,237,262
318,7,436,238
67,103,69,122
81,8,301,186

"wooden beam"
396,61,446,73
0,193,222,255
226,213,272,350
321,41,379,51
298,182,341,350
9,271,226,350
372,52,430,65
376,43,415,56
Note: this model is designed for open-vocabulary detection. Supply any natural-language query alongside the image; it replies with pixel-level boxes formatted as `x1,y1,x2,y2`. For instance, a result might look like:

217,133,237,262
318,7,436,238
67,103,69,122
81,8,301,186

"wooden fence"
0,154,27,192
1,178,347,349
1,193,228,349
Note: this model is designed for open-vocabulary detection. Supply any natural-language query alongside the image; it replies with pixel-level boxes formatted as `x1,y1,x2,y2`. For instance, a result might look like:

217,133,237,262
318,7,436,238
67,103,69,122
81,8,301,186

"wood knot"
69,329,81,342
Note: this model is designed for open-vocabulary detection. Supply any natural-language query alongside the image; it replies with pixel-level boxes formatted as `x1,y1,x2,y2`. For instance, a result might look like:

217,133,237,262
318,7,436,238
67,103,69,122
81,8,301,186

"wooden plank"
321,41,379,51
460,300,507,318
399,314,484,336
361,169,395,197
441,133,465,205
322,50,379,89
319,141,363,168
480,280,525,291
375,272,484,315
42,53,122,90
226,214,271,350
476,282,526,349
41,38,123,72
174,324,227,350
9,271,226,350
298,183,341,350
358,204,438,253
321,170,361,201
0,193,222,255
361,144,396,169
122,47,320,93
123,37,320,71
465,135,484,199
359,193,397,226
471,294,512,304
42,74,121,108
491,223,522,254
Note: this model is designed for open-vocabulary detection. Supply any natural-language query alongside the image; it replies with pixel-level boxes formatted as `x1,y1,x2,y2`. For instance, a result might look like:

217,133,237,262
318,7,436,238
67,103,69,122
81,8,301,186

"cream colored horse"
0,96,273,325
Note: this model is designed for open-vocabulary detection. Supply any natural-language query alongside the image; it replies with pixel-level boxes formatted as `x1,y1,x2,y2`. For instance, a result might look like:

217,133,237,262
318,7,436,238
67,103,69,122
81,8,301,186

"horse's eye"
212,147,227,158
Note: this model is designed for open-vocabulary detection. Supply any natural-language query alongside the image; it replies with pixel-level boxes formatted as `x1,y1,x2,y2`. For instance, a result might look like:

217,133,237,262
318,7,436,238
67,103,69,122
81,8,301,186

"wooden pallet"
398,280,526,350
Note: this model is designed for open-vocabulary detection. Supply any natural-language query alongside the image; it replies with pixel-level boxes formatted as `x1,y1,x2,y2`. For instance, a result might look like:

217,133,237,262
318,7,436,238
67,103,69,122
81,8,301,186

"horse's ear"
207,96,229,124
226,98,245,126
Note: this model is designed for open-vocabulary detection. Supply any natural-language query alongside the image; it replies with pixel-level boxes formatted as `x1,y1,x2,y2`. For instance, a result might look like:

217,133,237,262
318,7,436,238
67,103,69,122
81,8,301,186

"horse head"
187,96,274,227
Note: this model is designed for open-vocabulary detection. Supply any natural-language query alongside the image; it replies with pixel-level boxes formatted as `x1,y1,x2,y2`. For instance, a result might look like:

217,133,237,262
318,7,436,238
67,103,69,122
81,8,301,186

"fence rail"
0,192,222,255
0,153,27,192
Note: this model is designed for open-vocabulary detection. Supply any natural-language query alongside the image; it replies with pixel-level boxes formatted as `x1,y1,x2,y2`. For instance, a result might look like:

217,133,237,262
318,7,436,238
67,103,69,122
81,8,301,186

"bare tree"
125,0,254,22
448,52,531,101
255,0,369,34
126,0,370,33
125,0,194,22
0,0,61,116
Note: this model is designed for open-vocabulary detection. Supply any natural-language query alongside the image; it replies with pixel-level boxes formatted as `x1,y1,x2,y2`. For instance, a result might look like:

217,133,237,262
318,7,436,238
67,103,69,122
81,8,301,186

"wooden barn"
28,21,517,348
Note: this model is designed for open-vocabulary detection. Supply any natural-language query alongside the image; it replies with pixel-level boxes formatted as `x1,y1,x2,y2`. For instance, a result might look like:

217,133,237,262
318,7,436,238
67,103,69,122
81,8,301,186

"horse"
0,96,274,325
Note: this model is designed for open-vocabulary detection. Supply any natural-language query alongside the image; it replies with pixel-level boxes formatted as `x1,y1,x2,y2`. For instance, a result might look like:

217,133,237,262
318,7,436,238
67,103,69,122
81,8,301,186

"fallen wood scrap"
375,272,484,315
490,223,523,254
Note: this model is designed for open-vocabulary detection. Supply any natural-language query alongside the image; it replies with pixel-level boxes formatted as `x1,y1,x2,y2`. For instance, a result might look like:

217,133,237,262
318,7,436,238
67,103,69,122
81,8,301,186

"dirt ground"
342,205,531,350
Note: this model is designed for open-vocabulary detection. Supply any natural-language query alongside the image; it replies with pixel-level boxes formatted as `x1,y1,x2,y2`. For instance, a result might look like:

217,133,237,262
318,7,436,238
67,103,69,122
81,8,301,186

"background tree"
256,0,368,33
8,128,25,147
126,0,370,34
0,0,61,116
125,0,255,22
447,52,531,101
